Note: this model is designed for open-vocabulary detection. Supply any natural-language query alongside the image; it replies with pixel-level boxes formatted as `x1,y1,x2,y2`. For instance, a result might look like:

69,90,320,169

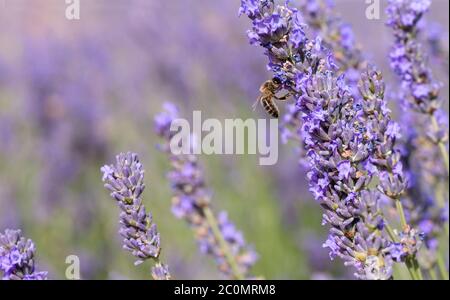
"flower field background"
0,0,448,280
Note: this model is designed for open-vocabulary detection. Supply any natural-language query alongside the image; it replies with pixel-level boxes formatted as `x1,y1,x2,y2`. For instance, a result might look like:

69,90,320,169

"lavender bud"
101,152,170,280
0,229,48,280
154,103,258,279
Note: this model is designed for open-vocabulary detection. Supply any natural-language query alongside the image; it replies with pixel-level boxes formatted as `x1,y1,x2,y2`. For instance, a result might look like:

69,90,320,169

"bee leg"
252,98,260,111
274,93,291,101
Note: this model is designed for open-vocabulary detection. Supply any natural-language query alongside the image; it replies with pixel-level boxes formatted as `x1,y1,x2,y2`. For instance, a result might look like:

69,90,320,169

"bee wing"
252,95,262,111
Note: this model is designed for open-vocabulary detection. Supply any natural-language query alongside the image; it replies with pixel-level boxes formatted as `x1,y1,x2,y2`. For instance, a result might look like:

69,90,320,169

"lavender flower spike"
280,0,367,165
239,0,424,279
300,72,394,280
101,152,171,280
298,0,367,76
387,0,449,174
358,68,408,203
358,69,424,275
0,229,48,280
154,103,258,280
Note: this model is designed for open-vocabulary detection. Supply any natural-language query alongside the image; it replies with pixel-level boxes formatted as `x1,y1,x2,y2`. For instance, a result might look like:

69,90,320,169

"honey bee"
344,228,356,240
252,77,291,118
344,218,360,240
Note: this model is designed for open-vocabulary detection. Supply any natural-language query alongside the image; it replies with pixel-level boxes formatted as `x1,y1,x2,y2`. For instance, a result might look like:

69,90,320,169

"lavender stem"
385,221,399,243
437,254,449,280
406,258,419,280
154,102,258,279
407,257,421,280
413,257,424,280
428,268,437,280
395,199,423,280
384,217,418,280
385,219,416,280
395,200,408,231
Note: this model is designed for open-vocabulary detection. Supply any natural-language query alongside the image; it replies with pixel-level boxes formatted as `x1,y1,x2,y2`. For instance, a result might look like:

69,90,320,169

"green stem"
405,258,418,280
436,253,449,280
434,184,449,237
429,268,437,280
431,115,449,176
434,183,449,279
395,200,423,280
385,218,416,280
395,200,408,230
384,221,398,243
203,207,244,280
413,257,424,280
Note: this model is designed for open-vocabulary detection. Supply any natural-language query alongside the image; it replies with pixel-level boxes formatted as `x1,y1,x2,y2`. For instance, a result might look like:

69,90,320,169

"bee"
252,77,291,118
344,228,356,240
344,218,360,240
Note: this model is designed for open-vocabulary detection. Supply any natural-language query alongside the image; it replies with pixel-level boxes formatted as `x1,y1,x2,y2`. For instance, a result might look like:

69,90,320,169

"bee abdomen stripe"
262,98,279,118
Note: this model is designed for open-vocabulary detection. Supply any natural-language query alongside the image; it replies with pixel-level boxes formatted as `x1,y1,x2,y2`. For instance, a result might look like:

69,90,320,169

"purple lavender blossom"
239,0,427,279
154,103,258,279
387,226,424,263
387,2,448,274
151,263,171,280
357,69,409,203
298,0,366,75
101,152,171,280
398,112,447,260
276,0,367,161
0,229,48,280
299,72,395,279
387,0,448,174
424,22,449,72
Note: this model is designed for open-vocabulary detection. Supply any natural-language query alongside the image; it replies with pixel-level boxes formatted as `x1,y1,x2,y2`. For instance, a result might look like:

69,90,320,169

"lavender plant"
154,103,258,280
301,72,395,280
387,0,449,175
239,0,427,279
0,0,448,281
276,0,367,166
297,0,367,78
387,0,449,279
357,69,425,279
425,23,449,73
0,229,48,280
101,152,171,280
398,112,448,279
